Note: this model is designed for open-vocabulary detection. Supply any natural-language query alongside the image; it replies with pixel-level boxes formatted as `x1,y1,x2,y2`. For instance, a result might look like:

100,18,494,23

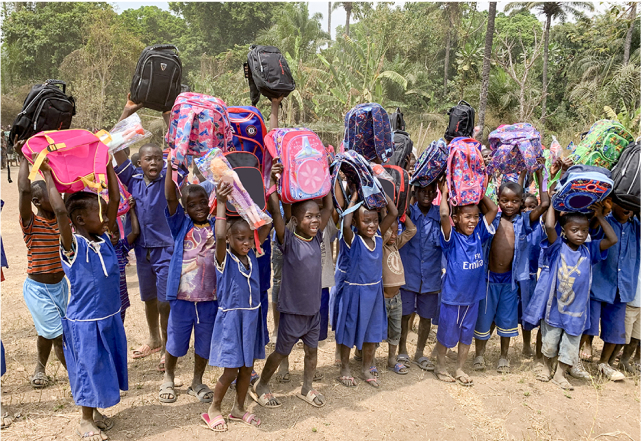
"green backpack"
570,119,634,169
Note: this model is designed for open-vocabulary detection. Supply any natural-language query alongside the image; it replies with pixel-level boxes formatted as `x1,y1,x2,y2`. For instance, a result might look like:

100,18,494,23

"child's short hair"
31,180,47,200
452,203,479,216
180,184,208,206
524,192,537,203
131,152,140,165
227,217,250,234
65,191,101,221
498,181,523,198
559,212,588,227
139,143,162,155
291,200,318,221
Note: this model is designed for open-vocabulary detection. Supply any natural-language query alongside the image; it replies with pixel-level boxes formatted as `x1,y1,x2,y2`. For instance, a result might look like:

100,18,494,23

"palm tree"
624,2,637,64
505,2,594,127
442,3,461,96
333,2,363,37
478,2,497,136
327,2,332,38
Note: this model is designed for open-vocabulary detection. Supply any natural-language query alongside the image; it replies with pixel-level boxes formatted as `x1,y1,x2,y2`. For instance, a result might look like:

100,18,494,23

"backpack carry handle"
458,100,471,107
152,44,179,53
45,79,66,94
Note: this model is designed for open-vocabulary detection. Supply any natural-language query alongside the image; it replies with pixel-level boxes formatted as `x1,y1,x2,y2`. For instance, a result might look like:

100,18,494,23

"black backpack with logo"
130,44,182,112
8,79,75,147
445,100,475,140
390,107,406,131
245,45,296,106
388,130,414,169
610,141,640,213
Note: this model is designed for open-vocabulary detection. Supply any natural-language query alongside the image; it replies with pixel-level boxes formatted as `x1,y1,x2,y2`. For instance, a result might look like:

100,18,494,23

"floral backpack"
410,138,448,187
488,123,543,175
552,164,613,213
446,137,488,206
343,103,393,163
263,128,331,204
570,119,634,169
330,150,387,215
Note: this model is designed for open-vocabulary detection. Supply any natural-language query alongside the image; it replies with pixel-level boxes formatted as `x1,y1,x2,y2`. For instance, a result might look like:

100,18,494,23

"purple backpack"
410,138,448,187
446,137,488,206
488,123,543,175
343,103,393,163
330,150,387,214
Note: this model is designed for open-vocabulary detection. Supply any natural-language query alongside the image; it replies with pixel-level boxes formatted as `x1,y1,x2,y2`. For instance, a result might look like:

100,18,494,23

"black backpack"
130,44,182,112
390,107,406,131
610,141,640,213
8,79,75,147
381,164,410,215
388,130,414,169
445,100,475,140
245,45,295,106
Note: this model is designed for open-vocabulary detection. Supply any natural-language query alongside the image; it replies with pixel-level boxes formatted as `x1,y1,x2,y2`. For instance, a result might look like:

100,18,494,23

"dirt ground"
1,166,639,441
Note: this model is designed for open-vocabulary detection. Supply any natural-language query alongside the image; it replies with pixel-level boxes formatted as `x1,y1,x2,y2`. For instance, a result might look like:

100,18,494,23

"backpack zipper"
627,161,639,195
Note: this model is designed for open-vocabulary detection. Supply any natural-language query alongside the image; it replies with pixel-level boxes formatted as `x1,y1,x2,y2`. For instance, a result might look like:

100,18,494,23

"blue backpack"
330,150,387,215
226,106,268,172
552,164,613,213
343,103,393,163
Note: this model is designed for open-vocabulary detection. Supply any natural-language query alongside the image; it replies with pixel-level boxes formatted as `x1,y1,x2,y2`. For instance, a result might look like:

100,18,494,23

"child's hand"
550,158,563,177
271,160,283,183
124,93,144,114
128,196,136,209
217,180,233,204
271,96,284,106
561,157,574,172
590,201,606,217
438,176,447,195
39,156,52,173
547,185,556,199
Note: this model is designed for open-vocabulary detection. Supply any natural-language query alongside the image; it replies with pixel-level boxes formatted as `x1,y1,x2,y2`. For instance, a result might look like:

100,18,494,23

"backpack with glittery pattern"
446,137,488,206
343,103,393,163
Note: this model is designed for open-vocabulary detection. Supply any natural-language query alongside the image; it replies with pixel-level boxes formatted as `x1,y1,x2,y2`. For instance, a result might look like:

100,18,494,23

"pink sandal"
228,412,261,427
201,413,227,432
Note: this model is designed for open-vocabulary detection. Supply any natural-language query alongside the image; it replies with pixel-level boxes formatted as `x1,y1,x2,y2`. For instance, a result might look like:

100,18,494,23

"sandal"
275,371,290,383
497,357,510,374
579,350,593,363
313,371,324,381
533,362,550,382
413,356,435,372
397,354,411,368
76,429,105,440
473,355,485,371
132,344,161,359
369,366,379,377
93,414,114,431
157,354,166,373
1,412,14,430
296,389,326,408
228,412,261,427
159,381,176,403
551,376,574,390
364,377,380,388
30,371,49,389
434,370,456,383
455,373,474,387
249,384,281,408
187,384,213,403
387,363,409,375
201,413,227,432
337,376,357,387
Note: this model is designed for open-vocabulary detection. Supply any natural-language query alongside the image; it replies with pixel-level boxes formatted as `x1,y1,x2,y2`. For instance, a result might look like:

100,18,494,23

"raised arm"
106,161,120,233
479,194,498,225
215,181,233,264
269,96,284,131
529,168,550,224
41,159,72,251
592,201,618,251
342,189,359,245
17,143,32,224
114,94,144,165
126,197,140,245
379,194,399,237
268,161,286,244
439,179,452,240
165,157,179,215
545,187,558,244
319,191,334,231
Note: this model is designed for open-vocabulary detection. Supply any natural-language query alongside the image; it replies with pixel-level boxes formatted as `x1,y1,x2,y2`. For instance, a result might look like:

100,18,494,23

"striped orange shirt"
21,213,64,274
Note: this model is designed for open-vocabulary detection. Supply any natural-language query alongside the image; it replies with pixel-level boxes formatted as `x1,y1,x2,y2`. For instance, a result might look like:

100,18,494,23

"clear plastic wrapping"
98,113,152,154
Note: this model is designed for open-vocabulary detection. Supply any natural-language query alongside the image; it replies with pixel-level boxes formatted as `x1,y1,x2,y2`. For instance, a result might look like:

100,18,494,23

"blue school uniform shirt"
399,203,442,293
590,215,640,304
538,236,607,336
488,212,533,289
440,217,496,306
165,204,217,302
115,159,172,248
526,218,544,276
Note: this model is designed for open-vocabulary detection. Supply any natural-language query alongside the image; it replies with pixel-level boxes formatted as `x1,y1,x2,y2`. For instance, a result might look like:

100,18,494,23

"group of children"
8,94,640,439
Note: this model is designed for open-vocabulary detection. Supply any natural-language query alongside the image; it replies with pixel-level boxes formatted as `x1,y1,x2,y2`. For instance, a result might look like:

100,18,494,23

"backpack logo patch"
160,63,167,71
246,125,257,137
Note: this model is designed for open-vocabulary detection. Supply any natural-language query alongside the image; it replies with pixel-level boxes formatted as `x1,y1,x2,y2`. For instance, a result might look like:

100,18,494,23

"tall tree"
506,1,594,128
624,2,637,64
478,2,497,136
442,3,461,96
328,2,332,37
333,2,362,37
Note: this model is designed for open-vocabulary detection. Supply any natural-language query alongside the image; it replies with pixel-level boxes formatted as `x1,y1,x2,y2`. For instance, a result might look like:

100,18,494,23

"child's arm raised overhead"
545,187,558,244
114,94,143,165
529,168,550,224
479,193,499,225
342,188,359,245
106,161,120,234
41,159,72,251
215,181,234,264
269,96,284,131
165,157,179,216
439,179,452,241
17,142,32,224
379,194,399,237
268,161,286,245
319,191,334,231
592,201,618,251
126,197,140,246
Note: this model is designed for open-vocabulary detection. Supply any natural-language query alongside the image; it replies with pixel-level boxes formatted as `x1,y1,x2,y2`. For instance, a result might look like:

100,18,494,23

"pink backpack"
22,130,110,194
264,128,331,204
446,137,488,206
166,92,233,173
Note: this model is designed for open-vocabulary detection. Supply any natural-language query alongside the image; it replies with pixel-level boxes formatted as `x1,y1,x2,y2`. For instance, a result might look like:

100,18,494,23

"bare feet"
522,345,534,359
534,361,550,382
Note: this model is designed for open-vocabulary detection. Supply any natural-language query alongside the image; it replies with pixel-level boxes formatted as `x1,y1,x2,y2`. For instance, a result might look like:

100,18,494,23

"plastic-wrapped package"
370,162,394,183
195,148,272,230
96,113,152,154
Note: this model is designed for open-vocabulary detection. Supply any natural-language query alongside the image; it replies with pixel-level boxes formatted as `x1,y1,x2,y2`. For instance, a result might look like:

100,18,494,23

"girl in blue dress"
335,186,398,388
203,181,271,432
44,158,127,441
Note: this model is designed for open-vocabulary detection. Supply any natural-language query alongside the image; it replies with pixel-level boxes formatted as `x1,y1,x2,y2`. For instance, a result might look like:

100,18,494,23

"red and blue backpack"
226,106,268,172
410,138,448,187
488,123,543,175
343,103,393,163
446,137,488,206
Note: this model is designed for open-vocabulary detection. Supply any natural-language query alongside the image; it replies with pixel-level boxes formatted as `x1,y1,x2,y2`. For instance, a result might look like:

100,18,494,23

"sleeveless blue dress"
61,234,128,408
209,249,267,368
334,234,387,350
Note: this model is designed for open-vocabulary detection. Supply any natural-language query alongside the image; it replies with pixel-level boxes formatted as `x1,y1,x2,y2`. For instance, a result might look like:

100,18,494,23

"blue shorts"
585,294,627,345
400,289,439,319
275,312,320,355
319,288,330,342
23,277,69,339
474,271,519,340
437,302,480,348
518,278,539,331
134,245,172,302
166,300,217,359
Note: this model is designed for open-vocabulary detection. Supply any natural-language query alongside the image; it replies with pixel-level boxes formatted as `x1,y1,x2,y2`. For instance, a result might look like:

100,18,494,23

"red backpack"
446,137,488,206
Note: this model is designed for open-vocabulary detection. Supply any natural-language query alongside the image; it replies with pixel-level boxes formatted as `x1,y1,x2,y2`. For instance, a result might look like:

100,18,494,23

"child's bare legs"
580,334,594,360
522,329,533,358
160,353,178,401
360,343,377,384
255,351,287,405
230,366,254,420
208,367,237,431
387,344,398,368
499,336,511,369
535,329,543,360
33,335,66,386
399,315,412,356
435,342,454,381
272,307,280,340
474,338,487,366
275,356,289,381
158,301,170,352
334,343,341,365
455,342,472,384
302,345,324,405
338,344,356,385
414,318,432,361
620,338,640,372
599,342,620,367
79,406,107,440
143,299,162,350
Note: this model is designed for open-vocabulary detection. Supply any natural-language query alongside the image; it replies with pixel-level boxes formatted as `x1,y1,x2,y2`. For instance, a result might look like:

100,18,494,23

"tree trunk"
328,2,332,38
541,13,551,129
444,28,451,96
345,3,352,37
478,2,497,137
624,3,637,64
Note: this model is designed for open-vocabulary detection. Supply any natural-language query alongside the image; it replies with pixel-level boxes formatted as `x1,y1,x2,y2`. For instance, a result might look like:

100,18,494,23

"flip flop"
497,358,510,374
76,429,105,440
455,374,474,387
30,371,49,389
551,377,574,390
434,371,456,383
159,381,176,403
533,363,550,382
157,354,166,372
369,366,379,377
337,376,357,387
313,371,324,381
473,355,486,371
296,389,326,408
579,350,593,362
249,385,282,408
275,372,291,383
387,363,409,375
93,415,114,431
413,356,435,371
201,413,227,432
364,377,380,388
1,412,14,430
132,344,161,359
397,354,411,368
187,384,213,403
228,412,261,427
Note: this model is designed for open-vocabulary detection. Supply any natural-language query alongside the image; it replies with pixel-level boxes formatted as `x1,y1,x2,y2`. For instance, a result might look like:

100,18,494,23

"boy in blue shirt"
620,267,641,373
581,201,639,381
474,170,548,374
397,182,442,371
434,179,498,385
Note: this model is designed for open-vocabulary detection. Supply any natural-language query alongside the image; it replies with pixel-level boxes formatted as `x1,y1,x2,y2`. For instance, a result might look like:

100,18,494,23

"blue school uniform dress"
257,238,272,343
437,218,495,348
330,233,351,330
209,249,267,368
518,219,544,331
116,159,173,302
60,234,128,409
398,203,442,319
475,213,532,340
586,215,640,345
334,234,387,350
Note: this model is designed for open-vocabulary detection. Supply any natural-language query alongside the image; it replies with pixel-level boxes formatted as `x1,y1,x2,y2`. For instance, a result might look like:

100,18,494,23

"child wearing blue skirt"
44,158,127,441
202,181,271,432
335,187,398,388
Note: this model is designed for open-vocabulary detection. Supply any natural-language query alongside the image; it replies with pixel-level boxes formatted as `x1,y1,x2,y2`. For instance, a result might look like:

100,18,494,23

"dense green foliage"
1,1,638,146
